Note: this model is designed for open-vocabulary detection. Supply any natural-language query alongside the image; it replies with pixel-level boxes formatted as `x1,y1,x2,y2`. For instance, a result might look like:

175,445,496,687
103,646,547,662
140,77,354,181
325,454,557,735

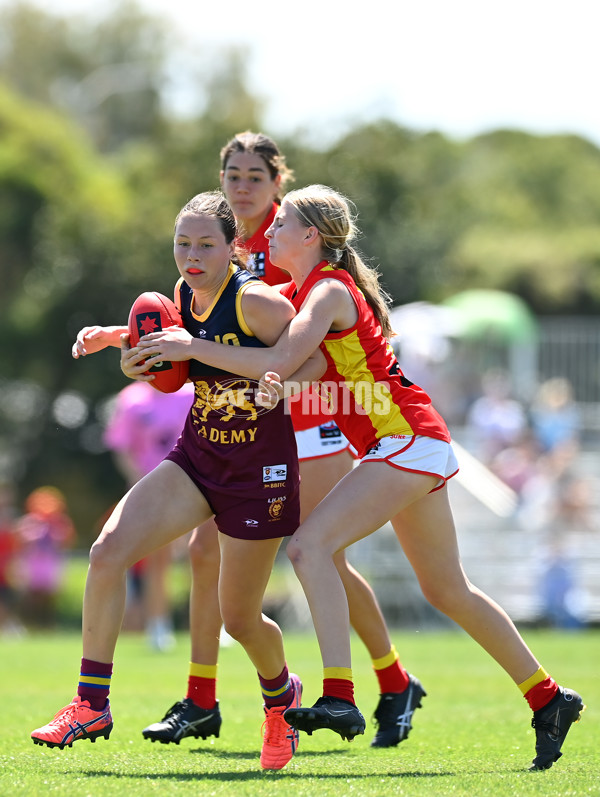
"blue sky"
4,0,600,147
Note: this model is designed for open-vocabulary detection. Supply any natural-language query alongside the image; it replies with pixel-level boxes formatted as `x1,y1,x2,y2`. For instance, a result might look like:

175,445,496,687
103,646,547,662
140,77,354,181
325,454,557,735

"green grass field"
0,628,597,796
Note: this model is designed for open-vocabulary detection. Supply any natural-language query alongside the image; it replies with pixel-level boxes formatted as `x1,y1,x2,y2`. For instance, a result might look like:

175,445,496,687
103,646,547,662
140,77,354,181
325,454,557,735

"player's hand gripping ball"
128,292,190,393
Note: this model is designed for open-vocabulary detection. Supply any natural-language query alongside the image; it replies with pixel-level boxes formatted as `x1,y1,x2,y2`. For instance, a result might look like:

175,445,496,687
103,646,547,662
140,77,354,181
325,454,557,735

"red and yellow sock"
323,666,355,705
187,662,217,709
372,645,410,694
518,666,559,712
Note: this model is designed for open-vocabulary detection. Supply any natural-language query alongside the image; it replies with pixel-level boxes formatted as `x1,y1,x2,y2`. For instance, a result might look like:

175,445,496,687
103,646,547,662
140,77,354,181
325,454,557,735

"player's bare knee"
188,525,220,569
188,537,219,569
286,534,319,574
220,612,252,643
286,536,301,570
88,530,128,575
421,579,470,617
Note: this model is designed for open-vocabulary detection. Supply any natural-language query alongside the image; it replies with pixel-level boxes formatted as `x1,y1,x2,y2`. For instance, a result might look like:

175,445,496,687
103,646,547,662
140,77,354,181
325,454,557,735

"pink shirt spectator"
104,381,195,481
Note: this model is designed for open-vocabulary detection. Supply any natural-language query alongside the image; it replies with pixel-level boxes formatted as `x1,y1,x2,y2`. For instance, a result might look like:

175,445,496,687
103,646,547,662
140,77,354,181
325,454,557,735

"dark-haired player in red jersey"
149,184,585,772
31,192,303,771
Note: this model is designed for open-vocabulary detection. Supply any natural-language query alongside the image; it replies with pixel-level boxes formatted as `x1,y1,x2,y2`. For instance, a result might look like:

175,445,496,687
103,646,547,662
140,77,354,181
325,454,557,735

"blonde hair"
284,185,393,337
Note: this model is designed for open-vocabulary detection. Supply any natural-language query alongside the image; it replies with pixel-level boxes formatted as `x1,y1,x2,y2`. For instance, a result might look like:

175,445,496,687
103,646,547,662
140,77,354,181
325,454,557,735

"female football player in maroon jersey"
32,192,304,771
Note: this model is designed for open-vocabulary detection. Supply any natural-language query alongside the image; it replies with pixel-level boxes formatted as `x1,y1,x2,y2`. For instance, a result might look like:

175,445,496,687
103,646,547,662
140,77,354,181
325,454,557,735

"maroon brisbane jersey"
166,264,300,540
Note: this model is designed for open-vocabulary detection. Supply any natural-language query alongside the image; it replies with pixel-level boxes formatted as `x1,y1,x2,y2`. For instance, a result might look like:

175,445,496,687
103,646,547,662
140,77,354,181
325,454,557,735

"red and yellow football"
127,291,189,393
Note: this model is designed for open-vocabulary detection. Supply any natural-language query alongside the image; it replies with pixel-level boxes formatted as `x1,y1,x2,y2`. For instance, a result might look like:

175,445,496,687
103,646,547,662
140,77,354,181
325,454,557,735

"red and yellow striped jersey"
282,262,451,457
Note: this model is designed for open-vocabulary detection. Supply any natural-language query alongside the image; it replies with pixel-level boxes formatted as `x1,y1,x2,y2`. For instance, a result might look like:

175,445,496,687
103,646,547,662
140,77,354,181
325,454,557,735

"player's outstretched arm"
72,325,127,359
136,281,338,381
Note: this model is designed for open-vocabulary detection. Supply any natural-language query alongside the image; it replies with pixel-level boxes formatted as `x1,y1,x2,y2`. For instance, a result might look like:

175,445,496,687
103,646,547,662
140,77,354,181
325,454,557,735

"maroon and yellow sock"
323,666,355,705
187,662,217,709
259,664,294,709
77,658,112,711
518,666,559,712
372,645,410,694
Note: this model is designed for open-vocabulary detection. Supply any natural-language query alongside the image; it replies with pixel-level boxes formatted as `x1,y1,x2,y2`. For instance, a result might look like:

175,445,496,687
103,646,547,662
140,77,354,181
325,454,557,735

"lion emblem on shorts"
193,379,258,422
268,499,284,519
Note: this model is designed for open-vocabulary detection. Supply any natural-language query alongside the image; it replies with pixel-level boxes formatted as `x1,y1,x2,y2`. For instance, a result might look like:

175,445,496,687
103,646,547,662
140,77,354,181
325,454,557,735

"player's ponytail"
339,246,393,338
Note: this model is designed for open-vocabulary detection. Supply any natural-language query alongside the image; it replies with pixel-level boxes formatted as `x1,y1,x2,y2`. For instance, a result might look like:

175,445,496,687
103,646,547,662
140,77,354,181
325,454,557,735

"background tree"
445,131,600,311
0,0,170,151
0,82,134,528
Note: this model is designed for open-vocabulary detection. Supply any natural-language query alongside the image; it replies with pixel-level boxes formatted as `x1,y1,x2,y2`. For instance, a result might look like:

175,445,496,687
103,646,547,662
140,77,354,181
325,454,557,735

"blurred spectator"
465,369,528,465
0,482,23,635
515,378,589,534
15,486,75,628
488,430,539,496
103,380,195,651
538,542,588,629
530,377,581,457
555,474,596,533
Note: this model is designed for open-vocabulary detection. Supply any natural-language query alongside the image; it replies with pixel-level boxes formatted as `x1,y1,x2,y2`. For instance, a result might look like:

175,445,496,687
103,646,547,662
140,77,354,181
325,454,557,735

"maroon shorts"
166,447,300,541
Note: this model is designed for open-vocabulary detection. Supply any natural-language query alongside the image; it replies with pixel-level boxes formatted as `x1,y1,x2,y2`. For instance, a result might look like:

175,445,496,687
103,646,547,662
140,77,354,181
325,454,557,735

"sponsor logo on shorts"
244,519,259,527
263,465,287,483
268,496,286,520
318,421,342,440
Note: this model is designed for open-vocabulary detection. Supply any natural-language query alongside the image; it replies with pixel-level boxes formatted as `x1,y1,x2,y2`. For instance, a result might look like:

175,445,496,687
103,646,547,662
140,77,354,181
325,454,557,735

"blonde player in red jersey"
135,184,585,772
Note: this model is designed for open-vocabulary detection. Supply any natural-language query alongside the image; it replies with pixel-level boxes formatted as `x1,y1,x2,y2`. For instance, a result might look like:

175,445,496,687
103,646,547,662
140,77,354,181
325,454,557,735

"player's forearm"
72,325,128,359
100,326,128,347
188,338,298,381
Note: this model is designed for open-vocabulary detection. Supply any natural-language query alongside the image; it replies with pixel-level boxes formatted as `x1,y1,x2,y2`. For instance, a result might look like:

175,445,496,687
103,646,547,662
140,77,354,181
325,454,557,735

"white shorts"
361,435,459,492
295,420,352,462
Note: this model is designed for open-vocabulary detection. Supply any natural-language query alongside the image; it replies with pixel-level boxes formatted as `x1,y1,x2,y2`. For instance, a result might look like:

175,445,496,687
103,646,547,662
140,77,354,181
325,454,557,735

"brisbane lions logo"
192,378,265,422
